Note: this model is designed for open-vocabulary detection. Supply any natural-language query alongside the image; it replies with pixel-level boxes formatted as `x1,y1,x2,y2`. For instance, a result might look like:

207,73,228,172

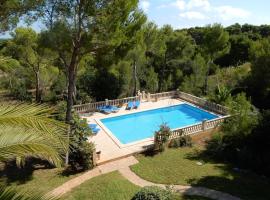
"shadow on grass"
0,159,53,185
61,166,84,177
184,148,270,200
140,148,162,157
185,175,267,200
181,195,212,200
184,148,218,164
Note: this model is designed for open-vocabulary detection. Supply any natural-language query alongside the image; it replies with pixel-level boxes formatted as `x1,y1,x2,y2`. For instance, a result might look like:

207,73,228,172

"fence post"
202,119,207,131
138,93,142,101
92,148,97,166
176,89,180,98
142,91,145,100
105,99,109,105
147,92,151,102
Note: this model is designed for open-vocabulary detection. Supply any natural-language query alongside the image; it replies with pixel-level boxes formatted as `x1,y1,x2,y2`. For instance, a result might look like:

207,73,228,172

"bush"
9,80,32,101
154,124,171,152
168,135,192,148
204,93,270,176
54,102,95,171
204,132,226,160
69,114,95,171
131,186,174,200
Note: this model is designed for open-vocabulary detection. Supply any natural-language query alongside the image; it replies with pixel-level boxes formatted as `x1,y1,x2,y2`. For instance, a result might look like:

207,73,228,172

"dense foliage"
69,114,95,171
168,135,192,148
205,93,270,176
131,186,174,200
1,0,270,181
54,101,95,171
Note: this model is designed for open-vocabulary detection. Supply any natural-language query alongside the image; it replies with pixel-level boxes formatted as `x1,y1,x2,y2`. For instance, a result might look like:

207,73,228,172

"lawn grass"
62,171,139,200
0,165,81,194
62,171,211,200
131,147,270,200
0,162,212,200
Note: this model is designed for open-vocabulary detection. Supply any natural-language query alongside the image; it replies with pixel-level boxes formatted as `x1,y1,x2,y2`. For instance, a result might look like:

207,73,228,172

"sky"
139,0,270,28
1,0,270,38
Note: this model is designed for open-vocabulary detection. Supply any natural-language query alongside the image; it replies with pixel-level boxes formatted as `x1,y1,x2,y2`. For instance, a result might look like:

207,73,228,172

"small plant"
131,186,174,200
154,123,171,152
168,131,192,148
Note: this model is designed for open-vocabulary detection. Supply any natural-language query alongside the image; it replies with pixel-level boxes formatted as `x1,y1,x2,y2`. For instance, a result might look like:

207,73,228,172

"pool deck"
82,98,183,164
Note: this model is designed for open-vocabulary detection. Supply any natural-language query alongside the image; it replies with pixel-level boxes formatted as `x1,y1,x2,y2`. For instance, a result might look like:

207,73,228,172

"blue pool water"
100,104,218,144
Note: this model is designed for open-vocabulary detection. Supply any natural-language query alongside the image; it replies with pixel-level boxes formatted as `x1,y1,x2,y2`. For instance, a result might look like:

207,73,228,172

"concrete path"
119,166,241,200
49,156,138,197
48,156,241,200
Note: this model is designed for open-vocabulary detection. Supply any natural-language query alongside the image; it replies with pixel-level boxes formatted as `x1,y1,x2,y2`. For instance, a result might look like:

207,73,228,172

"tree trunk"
35,71,41,102
133,59,137,96
159,52,167,92
204,59,212,95
65,46,79,166
65,50,78,123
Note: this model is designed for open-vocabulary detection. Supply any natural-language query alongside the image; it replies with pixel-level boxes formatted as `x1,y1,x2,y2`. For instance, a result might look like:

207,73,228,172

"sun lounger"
110,105,120,113
92,127,100,134
134,100,140,109
126,101,133,110
88,124,97,129
97,105,120,113
97,105,112,114
89,124,100,134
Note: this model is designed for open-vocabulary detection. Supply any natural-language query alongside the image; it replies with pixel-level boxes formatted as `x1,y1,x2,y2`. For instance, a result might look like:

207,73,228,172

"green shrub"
69,114,94,171
131,186,174,200
54,102,95,171
42,90,58,104
168,135,192,148
9,80,32,101
205,132,226,160
154,124,171,152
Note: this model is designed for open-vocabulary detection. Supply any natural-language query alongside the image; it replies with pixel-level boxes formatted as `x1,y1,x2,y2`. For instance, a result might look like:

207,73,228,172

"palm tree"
0,103,68,199
0,186,57,200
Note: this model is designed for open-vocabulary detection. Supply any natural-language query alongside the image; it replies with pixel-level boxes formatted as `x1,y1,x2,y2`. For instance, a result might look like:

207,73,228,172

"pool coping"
94,101,223,149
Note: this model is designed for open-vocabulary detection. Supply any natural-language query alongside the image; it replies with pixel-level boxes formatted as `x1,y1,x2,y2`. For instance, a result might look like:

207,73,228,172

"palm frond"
0,103,69,154
0,127,63,167
0,186,59,200
0,103,67,133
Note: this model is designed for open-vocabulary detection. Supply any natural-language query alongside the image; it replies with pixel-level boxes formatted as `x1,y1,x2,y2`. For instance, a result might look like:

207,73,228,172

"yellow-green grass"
131,147,270,200
0,166,81,194
0,164,211,200
62,171,211,200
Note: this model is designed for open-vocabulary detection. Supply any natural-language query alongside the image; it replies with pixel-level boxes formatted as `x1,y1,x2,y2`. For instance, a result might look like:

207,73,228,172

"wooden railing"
177,91,228,115
168,115,229,140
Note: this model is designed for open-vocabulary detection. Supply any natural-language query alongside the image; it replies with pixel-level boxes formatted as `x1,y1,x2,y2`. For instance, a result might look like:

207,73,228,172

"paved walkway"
49,156,138,197
48,156,241,200
118,166,241,200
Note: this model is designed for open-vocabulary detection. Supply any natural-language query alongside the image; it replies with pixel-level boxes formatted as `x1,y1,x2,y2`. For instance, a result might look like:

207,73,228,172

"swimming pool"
100,103,219,144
